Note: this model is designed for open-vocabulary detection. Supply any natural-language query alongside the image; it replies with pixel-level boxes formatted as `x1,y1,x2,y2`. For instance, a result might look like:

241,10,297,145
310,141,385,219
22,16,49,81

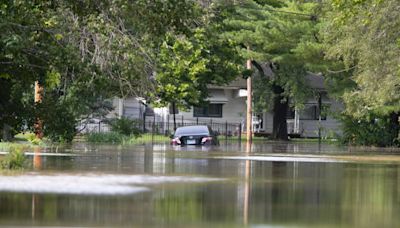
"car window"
175,126,209,135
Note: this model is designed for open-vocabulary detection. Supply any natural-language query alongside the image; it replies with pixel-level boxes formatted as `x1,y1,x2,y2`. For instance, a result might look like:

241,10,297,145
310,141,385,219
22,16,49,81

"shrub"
25,133,43,145
1,147,26,170
86,132,126,144
109,117,141,137
35,97,78,143
340,114,399,147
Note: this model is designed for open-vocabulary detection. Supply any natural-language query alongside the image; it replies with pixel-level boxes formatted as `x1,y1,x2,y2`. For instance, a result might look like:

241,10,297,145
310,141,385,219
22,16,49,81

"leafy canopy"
323,0,400,118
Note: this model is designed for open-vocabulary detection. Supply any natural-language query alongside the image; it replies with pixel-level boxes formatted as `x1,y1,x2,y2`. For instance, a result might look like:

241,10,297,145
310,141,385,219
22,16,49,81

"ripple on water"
0,174,222,195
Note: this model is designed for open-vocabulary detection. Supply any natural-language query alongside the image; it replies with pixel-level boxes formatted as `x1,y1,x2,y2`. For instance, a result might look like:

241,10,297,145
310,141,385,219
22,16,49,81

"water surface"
0,142,399,227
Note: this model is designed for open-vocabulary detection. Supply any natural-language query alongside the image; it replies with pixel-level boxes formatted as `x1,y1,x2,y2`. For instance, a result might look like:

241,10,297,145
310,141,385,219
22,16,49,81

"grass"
86,132,127,144
85,132,339,144
0,147,26,170
0,142,32,152
15,132,46,145
0,132,47,153
290,138,339,144
85,132,171,144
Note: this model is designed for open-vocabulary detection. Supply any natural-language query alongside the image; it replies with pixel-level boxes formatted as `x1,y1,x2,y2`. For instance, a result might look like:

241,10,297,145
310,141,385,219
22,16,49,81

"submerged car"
171,125,219,146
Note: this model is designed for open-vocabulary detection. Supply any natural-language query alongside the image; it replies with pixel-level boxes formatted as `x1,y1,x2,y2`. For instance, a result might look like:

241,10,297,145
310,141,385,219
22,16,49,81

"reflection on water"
0,174,221,195
0,142,399,227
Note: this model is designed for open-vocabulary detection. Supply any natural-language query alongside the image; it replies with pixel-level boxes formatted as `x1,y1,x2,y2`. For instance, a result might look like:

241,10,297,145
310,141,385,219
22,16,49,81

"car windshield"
174,126,210,136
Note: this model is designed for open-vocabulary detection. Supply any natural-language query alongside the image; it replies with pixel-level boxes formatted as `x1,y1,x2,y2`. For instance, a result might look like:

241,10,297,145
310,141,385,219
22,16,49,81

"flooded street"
1,142,400,227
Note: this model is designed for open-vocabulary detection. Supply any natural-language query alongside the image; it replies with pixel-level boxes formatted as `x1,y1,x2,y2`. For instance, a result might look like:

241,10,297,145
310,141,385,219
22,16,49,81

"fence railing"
78,119,243,142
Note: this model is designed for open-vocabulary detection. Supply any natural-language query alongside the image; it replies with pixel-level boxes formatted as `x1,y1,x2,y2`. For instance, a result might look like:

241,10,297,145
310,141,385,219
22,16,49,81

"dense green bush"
36,97,78,143
86,132,126,144
340,114,399,147
109,117,141,137
1,147,26,170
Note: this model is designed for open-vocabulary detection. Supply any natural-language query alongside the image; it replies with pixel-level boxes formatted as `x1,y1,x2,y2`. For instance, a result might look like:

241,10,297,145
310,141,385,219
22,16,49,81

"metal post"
167,115,170,135
318,92,322,144
143,113,146,133
225,121,228,141
196,117,199,125
238,123,242,142
151,120,155,143
172,102,177,130
154,114,156,133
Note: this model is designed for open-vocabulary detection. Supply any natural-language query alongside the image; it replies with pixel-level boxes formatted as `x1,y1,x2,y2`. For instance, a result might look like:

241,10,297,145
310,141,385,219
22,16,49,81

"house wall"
176,93,246,124
263,98,343,138
122,98,144,119
298,99,343,138
108,97,146,120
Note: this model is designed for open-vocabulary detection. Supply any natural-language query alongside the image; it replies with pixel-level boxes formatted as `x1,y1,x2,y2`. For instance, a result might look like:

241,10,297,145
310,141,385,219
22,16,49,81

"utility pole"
34,81,43,139
246,55,252,142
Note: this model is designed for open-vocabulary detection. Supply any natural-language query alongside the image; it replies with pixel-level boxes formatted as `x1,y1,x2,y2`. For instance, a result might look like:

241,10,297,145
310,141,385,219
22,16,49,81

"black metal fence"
79,119,243,142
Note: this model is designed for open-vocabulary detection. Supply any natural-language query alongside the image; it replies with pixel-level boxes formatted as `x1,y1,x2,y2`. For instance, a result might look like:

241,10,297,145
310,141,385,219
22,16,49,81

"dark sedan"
171,125,219,146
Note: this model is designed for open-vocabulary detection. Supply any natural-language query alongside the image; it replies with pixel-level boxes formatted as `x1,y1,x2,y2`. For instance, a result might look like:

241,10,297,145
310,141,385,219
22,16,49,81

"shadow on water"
0,141,400,227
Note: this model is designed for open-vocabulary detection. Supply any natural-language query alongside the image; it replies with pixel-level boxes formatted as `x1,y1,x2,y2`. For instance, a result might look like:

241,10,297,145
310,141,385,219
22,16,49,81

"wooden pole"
246,58,252,142
34,81,43,139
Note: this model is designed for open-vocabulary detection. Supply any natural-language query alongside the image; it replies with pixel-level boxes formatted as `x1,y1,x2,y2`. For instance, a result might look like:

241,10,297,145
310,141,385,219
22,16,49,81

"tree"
322,0,400,146
154,29,245,108
0,0,201,141
220,0,323,140
153,3,248,126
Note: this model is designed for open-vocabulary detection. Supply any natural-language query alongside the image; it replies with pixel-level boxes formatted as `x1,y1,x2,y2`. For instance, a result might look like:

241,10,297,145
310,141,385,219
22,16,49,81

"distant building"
109,73,342,138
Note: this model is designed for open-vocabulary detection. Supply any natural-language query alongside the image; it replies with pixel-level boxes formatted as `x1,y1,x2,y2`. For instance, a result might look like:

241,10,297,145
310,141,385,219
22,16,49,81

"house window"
193,104,223,118
287,109,295,119
287,104,328,120
301,105,319,120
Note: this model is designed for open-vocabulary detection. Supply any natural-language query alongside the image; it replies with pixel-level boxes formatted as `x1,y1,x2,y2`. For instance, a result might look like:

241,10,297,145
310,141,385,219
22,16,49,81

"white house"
268,73,343,138
109,73,343,138
153,78,249,124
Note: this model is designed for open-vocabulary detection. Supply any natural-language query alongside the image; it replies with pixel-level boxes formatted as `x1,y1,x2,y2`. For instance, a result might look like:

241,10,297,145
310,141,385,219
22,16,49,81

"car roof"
174,125,210,136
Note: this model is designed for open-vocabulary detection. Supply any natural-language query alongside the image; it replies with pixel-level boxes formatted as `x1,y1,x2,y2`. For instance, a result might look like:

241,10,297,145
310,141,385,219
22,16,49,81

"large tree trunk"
2,123,12,142
389,112,400,145
271,85,288,140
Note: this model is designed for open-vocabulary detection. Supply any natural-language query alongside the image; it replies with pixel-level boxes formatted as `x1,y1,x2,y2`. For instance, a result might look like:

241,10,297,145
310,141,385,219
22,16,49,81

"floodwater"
1,141,400,227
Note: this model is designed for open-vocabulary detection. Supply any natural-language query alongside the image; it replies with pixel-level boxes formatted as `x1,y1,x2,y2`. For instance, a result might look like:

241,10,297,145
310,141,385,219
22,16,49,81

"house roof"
207,89,229,103
208,77,247,90
252,62,326,90
305,72,325,91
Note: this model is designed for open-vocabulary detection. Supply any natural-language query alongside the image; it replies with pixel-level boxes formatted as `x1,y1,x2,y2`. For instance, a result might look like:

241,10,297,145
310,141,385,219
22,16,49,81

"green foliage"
1,0,221,143
86,132,126,144
323,0,400,118
1,147,26,170
340,114,399,147
25,133,42,145
220,1,324,109
35,96,77,143
86,132,170,144
0,78,34,140
0,0,174,142
154,26,245,109
109,117,141,137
